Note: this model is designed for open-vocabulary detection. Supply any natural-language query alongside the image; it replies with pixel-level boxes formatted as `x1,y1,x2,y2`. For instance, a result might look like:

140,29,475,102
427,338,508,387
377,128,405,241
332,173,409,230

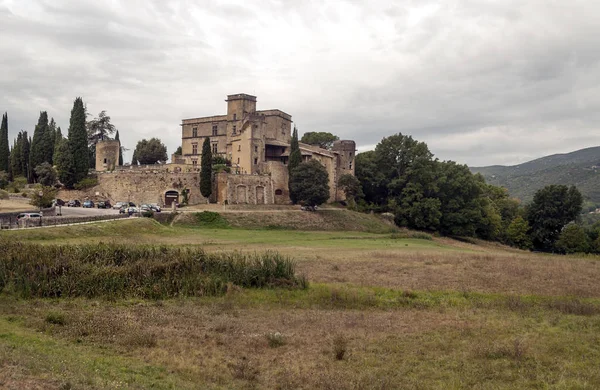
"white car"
113,201,127,210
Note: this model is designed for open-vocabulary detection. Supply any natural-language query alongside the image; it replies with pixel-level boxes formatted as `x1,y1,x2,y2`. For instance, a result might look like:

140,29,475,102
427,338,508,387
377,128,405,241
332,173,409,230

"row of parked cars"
54,199,162,213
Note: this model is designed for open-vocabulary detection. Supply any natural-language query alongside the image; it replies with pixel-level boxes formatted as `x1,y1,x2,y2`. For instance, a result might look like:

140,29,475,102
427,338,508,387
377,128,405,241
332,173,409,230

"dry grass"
0,198,34,213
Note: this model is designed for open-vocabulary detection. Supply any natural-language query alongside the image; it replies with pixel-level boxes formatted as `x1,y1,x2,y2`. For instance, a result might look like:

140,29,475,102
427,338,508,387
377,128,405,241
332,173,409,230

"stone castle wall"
58,170,207,206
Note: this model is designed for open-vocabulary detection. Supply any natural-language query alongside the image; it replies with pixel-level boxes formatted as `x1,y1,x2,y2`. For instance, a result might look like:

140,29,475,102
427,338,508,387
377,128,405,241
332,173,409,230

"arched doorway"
165,190,179,207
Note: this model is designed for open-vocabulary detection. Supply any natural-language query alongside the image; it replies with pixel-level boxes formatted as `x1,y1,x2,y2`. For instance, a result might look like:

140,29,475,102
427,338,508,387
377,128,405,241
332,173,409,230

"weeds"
229,357,259,381
265,332,286,348
0,240,306,299
45,311,66,326
332,334,348,360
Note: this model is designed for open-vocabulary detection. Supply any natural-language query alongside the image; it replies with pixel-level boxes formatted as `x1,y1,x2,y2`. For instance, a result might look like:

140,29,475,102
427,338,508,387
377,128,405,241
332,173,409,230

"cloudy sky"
1,0,599,166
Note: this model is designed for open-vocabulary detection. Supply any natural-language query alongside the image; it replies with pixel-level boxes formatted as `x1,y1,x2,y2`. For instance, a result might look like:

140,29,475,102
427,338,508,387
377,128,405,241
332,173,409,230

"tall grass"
0,240,306,299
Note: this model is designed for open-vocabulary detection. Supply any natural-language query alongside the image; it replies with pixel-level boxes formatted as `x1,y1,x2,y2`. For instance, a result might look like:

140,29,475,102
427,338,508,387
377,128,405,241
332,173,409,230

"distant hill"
470,146,600,205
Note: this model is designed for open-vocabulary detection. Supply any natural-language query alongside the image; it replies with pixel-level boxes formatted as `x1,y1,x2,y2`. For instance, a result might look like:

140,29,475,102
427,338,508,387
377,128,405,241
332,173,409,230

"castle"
92,94,356,206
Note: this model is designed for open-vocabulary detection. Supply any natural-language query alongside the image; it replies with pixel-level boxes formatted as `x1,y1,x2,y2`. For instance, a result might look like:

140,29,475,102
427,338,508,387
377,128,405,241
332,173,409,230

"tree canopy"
300,132,339,150
132,138,168,165
289,159,330,207
288,127,302,203
200,137,212,198
527,184,583,251
0,112,9,174
67,97,90,184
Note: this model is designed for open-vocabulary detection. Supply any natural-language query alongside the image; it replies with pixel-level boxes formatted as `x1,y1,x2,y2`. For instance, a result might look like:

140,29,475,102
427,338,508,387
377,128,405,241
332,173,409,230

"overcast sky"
1,0,599,167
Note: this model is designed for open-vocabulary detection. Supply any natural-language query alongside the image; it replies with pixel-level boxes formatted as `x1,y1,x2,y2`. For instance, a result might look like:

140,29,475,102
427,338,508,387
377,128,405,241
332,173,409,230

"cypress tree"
30,111,54,177
115,130,123,166
0,112,9,173
55,138,76,189
200,137,212,198
67,97,89,183
10,138,21,178
288,126,302,203
54,127,63,161
23,133,32,183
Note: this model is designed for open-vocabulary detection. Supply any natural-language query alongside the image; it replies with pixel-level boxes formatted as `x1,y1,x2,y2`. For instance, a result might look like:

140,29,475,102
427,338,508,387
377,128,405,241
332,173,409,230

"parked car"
128,202,136,207
97,201,112,209
67,200,81,207
149,204,161,212
17,212,43,220
83,200,95,208
113,201,126,210
53,199,65,206
140,204,151,212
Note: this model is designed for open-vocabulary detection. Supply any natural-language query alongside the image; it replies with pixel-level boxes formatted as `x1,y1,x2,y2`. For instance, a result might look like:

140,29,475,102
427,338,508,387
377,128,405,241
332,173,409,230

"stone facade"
181,94,356,204
96,140,120,172
84,94,357,206
59,168,207,206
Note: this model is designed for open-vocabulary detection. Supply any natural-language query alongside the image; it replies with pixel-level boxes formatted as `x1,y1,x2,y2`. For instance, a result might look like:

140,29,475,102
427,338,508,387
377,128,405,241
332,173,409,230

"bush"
45,311,66,326
265,332,286,348
194,211,230,228
0,189,8,200
0,241,306,299
74,176,99,190
333,334,348,360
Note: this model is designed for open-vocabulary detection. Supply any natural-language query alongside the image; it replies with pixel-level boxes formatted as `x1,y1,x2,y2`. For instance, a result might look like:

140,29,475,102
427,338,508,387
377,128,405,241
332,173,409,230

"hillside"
471,146,600,204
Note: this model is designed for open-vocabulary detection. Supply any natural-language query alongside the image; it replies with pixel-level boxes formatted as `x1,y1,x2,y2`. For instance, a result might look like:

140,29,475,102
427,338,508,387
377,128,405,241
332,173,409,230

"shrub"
45,311,66,326
265,332,286,348
332,334,348,360
74,176,99,190
194,211,230,228
0,241,306,299
0,189,8,200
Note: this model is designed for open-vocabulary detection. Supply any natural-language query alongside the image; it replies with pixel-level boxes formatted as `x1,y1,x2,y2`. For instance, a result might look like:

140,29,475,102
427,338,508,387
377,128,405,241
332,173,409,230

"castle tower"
226,93,257,135
95,139,121,171
332,140,356,201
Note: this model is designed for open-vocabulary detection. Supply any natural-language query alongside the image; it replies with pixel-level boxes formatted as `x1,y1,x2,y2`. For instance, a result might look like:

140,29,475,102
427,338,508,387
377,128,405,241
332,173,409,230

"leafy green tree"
289,159,330,206
506,216,532,250
115,130,123,166
556,223,590,254
174,146,182,155
68,97,90,183
132,138,168,165
355,151,386,207
87,110,116,143
527,185,583,251
30,111,54,178
300,132,339,150
29,185,58,209
54,139,76,189
200,137,212,198
0,170,8,189
338,173,363,205
0,112,9,173
288,126,302,203
34,162,57,187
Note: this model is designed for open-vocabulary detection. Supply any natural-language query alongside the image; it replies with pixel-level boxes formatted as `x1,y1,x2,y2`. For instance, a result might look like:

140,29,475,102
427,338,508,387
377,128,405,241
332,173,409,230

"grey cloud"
1,0,600,166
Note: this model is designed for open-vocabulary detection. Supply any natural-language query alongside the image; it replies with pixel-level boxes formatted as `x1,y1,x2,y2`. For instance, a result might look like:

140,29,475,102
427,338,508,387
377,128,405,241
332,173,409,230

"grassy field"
2,215,600,389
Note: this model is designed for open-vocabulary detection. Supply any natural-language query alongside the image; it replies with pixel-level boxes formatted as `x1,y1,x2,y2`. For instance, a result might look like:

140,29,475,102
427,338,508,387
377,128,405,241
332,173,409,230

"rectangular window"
233,113,237,121
192,143,198,155
254,158,258,165
237,157,240,164
192,127,198,137
238,145,241,151
212,125,218,136
212,143,218,154
254,146,258,153
232,125,237,134
192,160,197,166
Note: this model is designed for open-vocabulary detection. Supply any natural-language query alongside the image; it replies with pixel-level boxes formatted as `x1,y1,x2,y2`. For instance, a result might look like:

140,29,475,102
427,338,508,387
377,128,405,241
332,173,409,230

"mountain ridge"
470,146,600,205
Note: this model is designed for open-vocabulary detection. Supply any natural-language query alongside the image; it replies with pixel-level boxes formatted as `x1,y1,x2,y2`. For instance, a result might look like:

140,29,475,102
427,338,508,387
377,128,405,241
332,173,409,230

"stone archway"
164,190,179,207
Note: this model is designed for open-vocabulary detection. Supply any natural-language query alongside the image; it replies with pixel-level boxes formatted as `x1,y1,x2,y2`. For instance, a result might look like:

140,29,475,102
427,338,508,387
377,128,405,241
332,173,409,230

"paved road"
58,206,121,217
